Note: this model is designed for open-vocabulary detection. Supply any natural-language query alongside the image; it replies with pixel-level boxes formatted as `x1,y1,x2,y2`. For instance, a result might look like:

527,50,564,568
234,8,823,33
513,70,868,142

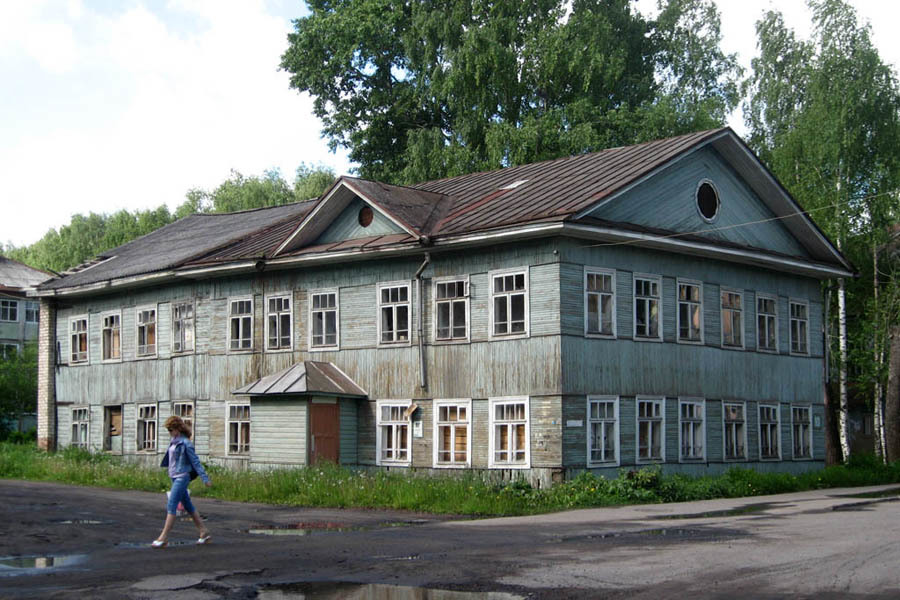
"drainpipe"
414,251,431,390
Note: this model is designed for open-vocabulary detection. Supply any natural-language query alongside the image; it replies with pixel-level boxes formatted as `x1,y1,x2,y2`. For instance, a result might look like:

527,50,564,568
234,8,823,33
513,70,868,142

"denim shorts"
167,474,195,515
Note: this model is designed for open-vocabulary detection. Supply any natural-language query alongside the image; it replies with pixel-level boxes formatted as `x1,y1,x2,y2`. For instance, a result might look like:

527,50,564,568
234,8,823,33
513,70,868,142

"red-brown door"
310,402,340,464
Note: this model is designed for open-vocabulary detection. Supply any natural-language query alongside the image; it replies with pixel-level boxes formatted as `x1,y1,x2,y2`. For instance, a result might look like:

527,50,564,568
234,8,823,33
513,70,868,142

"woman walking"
152,415,212,548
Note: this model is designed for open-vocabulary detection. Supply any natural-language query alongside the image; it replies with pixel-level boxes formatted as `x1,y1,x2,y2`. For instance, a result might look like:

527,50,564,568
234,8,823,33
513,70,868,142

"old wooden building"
33,129,853,485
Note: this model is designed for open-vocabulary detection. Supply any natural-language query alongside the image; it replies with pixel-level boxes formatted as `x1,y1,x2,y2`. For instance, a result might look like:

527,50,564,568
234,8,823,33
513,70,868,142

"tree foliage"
0,344,38,438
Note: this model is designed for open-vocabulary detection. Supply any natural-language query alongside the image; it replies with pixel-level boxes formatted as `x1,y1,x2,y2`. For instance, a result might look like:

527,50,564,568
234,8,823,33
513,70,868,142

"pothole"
835,487,900,499
257,582,524,599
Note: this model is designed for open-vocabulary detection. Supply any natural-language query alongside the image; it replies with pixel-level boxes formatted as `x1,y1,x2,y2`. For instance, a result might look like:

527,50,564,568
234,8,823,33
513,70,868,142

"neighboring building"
32,129,853,485
0,256,49,356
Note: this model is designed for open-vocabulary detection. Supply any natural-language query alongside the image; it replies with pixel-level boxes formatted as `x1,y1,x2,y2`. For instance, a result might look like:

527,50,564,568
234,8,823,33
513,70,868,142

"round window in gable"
358,206,374,227
696,180,719,222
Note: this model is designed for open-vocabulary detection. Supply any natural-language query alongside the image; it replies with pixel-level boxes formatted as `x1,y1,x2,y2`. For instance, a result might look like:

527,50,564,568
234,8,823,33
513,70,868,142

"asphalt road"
1,479,899,599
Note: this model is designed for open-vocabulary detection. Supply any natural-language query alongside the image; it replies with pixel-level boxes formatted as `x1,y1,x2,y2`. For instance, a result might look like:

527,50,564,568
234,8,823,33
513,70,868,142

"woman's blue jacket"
160,436,210,484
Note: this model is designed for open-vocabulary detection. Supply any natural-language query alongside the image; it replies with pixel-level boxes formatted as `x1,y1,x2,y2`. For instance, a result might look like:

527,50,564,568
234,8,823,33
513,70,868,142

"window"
790,301,809,354
634,276,661,340
103,405,122,453
0,299,18,322
173,401,194,433
25,301,39,324
490,270,528,337
172,302,194,353
266,295,292,350
137,404,157,452
310,291,338,349
679,399,705,461
433,400,470,467
723,402,746,460
71,407,89,449
101,312,121,361
759,404,780,460
136,306,157,357
757,295,778,352
378,284,410,344
70,316,88,364
585,268,615,337
637,397,664,462
721,290,743,348
677,281,702,343
490,398,529,467
227,403,250,454
792,406,812,459
587,396,618,466
229,298,253,351
377,401,411,465
434,279,468,341
0,343,18,358
696,180,719,221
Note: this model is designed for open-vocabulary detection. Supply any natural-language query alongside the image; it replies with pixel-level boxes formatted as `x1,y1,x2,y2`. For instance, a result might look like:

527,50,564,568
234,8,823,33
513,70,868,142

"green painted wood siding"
316,197,405,244
339,399,358,465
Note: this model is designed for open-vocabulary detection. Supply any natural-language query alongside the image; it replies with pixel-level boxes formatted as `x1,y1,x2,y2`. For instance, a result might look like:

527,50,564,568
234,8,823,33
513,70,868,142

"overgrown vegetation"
0,344,37,440
2,444,898,516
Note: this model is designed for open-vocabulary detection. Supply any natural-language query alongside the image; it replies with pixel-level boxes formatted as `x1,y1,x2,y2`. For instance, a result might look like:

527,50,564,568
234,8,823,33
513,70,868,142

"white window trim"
791,404,814,460
636,396,666,463
25,301,39,324
676,278,704,345
308,288,340,351
135,304,158,359
100,310,122,364
376,280,413,348
1,342,20,357
720,288,745,350
432,275,470,344
633,273,663,342
225,401,251,456
69,314,90,365
586,395,620,467
488,268,530,341
584,267,617,339
376,399,413,467
722,400,748,462
488,396,531,469
227,296,255,353
432,398,472,468
755,293,779,354
136,402,158,453
71,405,90,449
789,299,811,356
678,397,706,463
0,299,18,323
171,299,196,355
264,292,294,353
758,403,782,461
173,400,195,432
695,178,720,223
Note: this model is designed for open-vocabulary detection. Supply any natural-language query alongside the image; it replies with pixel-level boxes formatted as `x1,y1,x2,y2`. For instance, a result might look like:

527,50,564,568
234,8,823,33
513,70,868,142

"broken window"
310,291,338,348
677,281,702,342
790,301,809,354
229,298,253,351
103,405,122,453
266,295,292,350
721,290,743,348
679,399,704,461
792,406,812,459
71,407,89,449
70,316,88,364
173,301,194,353
378,284,410,344
637,397,664,461
136,307,157,357
435,279,468,341
377,401,410,465
228,403,250,454
757,295,777,352
585,268,615,337
491,398,529,467
634,276,660,340
101,313,121,361
724,402,746,460
137,404,157,452
491,271,527,337
588,396,617,465
759,404,780,459
435,400,469,467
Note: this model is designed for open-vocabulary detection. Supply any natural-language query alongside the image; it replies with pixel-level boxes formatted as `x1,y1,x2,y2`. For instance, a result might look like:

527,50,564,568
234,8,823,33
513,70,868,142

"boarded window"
137,308,157,357
102,314,121,360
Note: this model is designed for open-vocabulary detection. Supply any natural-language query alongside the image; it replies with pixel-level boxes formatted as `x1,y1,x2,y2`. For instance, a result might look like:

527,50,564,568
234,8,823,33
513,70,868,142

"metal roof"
232,361,367,398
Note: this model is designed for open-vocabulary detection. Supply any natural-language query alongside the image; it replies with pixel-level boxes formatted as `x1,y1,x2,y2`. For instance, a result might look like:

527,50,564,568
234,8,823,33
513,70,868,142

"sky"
1,1,899,248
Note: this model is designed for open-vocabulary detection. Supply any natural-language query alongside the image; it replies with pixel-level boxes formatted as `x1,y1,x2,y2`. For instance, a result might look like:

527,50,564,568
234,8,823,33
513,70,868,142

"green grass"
2,443,899,516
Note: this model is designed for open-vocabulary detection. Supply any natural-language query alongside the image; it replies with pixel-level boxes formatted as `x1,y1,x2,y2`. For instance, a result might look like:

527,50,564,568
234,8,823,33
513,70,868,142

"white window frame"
377,281,412,346
633,274,662,342
25,301,39,324
759,403,781,461
69,315,89,365
756,293,779,353
720,288,744,349
791,404,813,460
433,276,470,343
587,395,619,467
265,293,293,352
432,399,471,468
135,304,158,359
488,268,529,340
309,289,340,351
489,397,530,469
789,300,810,356
676,279,703,344
228,296,254,352
226,402,251,455
136,403,158,453
173,401,195,434
636,396,665,463
584,267,616,338
71,406,90,449
172,300,195,354
376,399,412,467
100,310,121,363
1,343,19,358
0,299,18,322
723,401,748,461
678,398,706,462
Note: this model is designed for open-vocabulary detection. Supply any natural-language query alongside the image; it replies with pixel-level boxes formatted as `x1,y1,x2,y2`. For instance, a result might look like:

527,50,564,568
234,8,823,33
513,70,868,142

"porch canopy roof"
232,361,367,399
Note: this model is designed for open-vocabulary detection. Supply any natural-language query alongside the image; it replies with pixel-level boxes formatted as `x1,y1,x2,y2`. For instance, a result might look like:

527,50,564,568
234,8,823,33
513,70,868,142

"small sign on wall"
413,420,423,438
566,419,583,428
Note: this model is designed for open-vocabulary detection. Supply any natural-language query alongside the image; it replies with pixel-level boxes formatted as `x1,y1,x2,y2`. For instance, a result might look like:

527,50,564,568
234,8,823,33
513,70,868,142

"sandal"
197,533,212,545
151,539,168,548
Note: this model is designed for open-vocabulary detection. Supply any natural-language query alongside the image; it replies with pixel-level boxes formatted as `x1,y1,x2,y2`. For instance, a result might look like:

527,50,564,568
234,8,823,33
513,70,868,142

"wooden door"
310,402,340,464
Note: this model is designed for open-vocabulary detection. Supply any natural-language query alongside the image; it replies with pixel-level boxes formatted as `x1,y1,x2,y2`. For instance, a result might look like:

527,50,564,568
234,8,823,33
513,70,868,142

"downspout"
414,250,431,390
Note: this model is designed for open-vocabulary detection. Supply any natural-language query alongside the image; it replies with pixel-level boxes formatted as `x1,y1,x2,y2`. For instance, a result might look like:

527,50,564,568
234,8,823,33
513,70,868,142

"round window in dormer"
358,206,374,227
696,180,719,222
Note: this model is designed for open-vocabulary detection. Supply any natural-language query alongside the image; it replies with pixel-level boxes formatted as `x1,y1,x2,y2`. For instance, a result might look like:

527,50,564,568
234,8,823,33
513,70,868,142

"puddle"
654,503,777,520
258,582,523,599
247,520,429,536
832,497,900,512
115,541,197,548
836,487,900,499
51,519,105,525
0,554,87,572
